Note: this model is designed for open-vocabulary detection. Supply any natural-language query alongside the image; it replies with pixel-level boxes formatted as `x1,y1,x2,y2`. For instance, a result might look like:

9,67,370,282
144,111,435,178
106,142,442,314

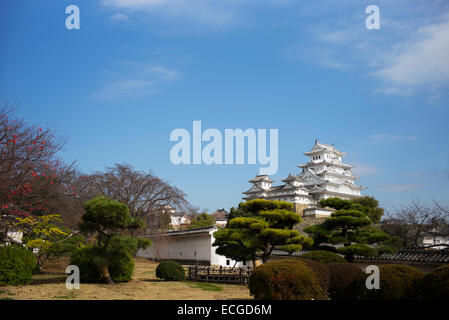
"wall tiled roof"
270,249,449,263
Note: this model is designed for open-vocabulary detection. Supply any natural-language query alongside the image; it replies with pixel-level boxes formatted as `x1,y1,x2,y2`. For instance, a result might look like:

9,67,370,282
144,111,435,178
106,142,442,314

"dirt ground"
0,257,252,300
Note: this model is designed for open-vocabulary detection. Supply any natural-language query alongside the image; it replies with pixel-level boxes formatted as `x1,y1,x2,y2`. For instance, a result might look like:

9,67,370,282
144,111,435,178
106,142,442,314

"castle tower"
242,140,365,217
297,140,365,201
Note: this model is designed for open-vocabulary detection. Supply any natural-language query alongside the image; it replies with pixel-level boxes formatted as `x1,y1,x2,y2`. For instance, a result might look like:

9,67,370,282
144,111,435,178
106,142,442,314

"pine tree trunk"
251,254,257,267
100,265,115,284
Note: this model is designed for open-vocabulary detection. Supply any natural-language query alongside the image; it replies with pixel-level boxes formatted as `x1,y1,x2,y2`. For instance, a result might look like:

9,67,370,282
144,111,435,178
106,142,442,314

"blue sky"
1,0,449,213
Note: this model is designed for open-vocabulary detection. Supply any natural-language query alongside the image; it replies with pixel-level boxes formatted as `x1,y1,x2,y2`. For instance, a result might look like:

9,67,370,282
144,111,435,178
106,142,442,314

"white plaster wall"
137,233,212,262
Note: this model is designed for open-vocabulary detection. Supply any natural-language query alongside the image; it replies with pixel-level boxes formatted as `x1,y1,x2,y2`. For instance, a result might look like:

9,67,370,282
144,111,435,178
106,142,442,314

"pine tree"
78,196,151,283
213,199,312,265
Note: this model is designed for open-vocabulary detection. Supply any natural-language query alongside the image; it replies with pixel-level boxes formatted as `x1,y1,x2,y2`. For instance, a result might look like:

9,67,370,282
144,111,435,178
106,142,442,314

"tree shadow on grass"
31,273,67,285
139,279,165,283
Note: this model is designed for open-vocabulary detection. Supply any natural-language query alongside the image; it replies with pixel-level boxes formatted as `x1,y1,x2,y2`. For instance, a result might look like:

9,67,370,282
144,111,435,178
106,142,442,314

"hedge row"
249,256,449,300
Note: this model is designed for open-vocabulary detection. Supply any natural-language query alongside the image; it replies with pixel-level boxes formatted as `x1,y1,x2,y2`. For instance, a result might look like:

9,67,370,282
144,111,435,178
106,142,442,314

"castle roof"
281,173,304,183
248,175,274,183
303,139,346,156
211,209,229,220
298,160,353,169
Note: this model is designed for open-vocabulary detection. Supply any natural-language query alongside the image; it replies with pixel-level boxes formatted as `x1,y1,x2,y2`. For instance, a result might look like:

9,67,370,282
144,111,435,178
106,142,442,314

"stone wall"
294,203,310,216
294,216,327,234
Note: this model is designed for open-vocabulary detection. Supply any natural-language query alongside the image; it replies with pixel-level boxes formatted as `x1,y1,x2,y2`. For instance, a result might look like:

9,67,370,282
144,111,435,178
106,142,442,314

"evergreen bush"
249,259,325,300
300,250,346,263
0,246,37,286
155,260,185,281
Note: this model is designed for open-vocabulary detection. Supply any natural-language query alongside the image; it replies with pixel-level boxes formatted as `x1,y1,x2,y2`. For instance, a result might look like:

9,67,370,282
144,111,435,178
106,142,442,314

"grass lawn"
0,257,251,300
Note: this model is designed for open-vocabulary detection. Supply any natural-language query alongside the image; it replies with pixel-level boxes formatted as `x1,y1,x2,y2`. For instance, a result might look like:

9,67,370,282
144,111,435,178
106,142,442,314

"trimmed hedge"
300,250,347,263
414,264,449,300
299,258,331,296
0,246,37,286
249,259,325,300
69,246,134,283
156,260,185,281
326,263,364,300
350,264,424,300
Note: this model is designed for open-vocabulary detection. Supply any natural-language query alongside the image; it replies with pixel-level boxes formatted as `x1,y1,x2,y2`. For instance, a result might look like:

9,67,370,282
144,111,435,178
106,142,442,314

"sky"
1,0,448,214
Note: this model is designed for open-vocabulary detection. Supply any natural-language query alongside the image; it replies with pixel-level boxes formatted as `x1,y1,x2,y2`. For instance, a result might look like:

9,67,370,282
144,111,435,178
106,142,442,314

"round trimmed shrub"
414,264,449,300
70,246,134,283
249,259,325,300
326,263,364,300
0,246,37,286
350,264,424,300
299,258,331,296
156,260,185,281
300,250,346,263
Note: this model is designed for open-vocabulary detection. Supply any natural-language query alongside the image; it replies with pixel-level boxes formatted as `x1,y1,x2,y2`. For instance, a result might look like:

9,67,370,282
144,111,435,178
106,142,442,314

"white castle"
243,140,365,217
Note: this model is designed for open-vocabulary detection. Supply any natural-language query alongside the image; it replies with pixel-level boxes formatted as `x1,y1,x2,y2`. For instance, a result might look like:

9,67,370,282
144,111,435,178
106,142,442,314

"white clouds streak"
93,63,180,100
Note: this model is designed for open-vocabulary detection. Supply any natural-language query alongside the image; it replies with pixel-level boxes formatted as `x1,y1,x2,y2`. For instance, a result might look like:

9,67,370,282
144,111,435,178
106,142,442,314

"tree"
74,163,190,233
319,196,384,224
383,200,449,250
305,197,390,262
78,196,151,283
188,213,215,229
0,104,82,231
213,199,312,265
11,214,84,270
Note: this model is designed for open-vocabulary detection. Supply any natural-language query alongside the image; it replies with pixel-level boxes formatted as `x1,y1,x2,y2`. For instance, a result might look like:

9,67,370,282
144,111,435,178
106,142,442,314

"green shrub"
0,246,37,286
350,264,424,300
326,263,364,300
156,260,185,281
414,264,449,300
70,246,134,283
249,259,325,300
108,253,134,282
70,246,105,283
299,258,331,296
337,244,377,262
300,250,346,263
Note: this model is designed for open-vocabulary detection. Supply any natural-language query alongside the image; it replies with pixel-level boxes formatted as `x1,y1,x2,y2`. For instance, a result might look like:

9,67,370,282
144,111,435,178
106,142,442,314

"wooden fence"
187,265,253,284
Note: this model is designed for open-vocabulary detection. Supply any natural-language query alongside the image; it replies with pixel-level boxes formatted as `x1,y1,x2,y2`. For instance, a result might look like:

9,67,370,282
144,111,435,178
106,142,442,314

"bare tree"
386,200,449,250
75,163,190,233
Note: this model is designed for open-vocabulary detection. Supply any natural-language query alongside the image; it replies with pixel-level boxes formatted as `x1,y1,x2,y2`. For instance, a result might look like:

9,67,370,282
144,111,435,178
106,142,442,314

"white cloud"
94,80,155,100
101,0,238,27
101,0,292,28
374,20,449,95
286,1,449,97
93,63,179,100
109,13,129,22
147,66,179,81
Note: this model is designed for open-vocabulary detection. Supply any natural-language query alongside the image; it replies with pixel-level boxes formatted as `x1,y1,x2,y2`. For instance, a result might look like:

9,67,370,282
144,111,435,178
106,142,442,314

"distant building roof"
144,226,218,238
211,209,229,221
249,175,274,183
